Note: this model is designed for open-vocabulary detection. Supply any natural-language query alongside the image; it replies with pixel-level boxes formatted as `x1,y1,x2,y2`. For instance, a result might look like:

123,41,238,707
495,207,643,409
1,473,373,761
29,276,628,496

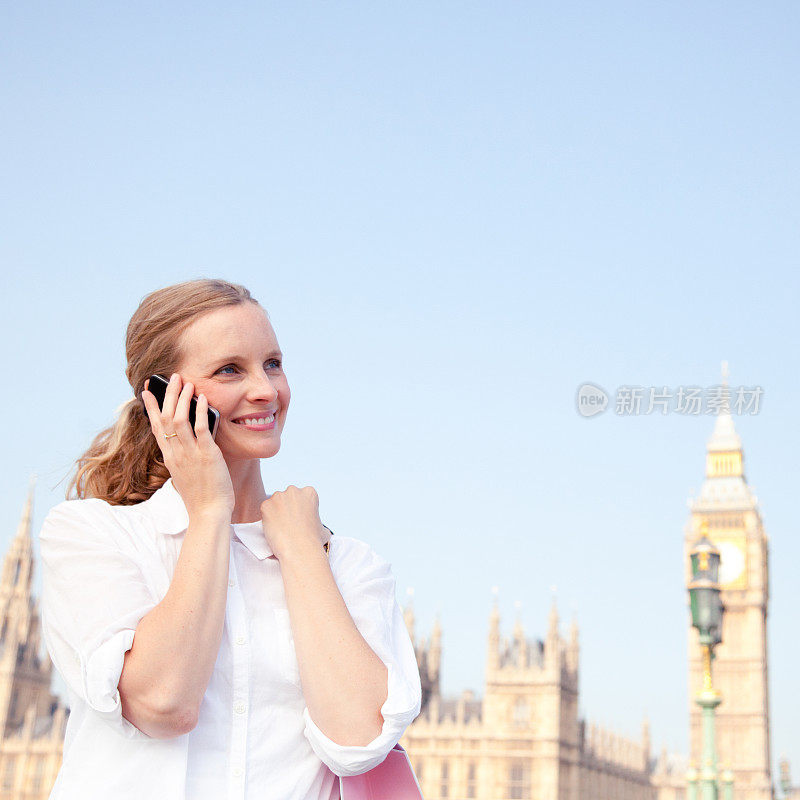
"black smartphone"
142,374,220,440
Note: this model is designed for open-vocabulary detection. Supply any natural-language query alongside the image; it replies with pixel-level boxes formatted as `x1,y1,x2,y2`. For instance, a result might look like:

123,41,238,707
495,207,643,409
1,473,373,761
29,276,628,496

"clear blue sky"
2,0,798,771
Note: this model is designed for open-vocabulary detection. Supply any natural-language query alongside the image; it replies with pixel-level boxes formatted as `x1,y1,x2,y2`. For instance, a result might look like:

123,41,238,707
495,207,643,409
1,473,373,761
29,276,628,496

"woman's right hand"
142,373,235,520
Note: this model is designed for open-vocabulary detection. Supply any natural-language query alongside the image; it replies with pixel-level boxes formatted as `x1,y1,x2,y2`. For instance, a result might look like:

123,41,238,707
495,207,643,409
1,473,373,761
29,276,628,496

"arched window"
2,757,16,791
512,697,529,728
466,761,477,798
508,760,531,800
29,757,45,792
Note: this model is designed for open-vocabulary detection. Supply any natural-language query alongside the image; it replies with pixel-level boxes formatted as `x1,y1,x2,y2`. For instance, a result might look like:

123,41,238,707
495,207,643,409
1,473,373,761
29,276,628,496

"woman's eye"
216,360,281,375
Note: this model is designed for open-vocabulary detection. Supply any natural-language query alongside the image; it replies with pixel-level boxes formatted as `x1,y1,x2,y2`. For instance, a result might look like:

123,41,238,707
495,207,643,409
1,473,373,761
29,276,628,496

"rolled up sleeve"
38,500,160,741
302,539,422,777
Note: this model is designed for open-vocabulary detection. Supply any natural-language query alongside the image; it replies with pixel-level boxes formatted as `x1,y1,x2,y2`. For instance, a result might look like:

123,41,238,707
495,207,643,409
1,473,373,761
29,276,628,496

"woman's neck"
228,459,269,524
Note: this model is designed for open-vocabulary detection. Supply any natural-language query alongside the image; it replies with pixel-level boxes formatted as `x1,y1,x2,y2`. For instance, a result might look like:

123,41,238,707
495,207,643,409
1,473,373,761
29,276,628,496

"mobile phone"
142,374,220,440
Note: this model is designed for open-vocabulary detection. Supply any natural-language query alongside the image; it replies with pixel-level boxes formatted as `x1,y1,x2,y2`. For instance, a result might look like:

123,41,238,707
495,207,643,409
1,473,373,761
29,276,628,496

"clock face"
718,540,746,587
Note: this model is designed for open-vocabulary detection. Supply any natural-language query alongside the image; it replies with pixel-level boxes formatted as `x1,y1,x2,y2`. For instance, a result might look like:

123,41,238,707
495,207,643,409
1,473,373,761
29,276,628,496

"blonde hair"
65,278,261,505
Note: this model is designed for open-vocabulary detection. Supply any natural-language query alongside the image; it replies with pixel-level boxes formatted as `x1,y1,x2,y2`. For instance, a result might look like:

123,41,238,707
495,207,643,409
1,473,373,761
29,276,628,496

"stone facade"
400,599,685,800
0,479,68,800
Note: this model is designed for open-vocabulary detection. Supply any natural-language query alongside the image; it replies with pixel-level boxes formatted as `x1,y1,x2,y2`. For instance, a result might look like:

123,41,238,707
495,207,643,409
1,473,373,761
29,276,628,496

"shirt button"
236,635,246,645
232,766,243,777
228,579,235,587
234,702,246,714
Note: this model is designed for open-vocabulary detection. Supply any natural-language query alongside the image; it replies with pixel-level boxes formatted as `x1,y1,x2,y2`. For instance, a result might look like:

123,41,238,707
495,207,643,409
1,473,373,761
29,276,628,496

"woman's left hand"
260,485,331,561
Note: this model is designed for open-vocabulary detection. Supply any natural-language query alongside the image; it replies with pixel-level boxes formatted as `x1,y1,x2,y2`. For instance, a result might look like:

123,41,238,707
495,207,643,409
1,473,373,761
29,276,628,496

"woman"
38,278,422,799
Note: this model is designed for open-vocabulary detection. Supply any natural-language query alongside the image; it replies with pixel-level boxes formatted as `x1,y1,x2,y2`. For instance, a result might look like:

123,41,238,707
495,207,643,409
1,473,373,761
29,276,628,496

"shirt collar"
140,477,274,560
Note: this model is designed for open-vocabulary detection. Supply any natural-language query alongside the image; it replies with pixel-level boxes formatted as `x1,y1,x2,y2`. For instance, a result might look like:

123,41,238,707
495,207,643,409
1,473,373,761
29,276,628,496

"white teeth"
234,415,274,426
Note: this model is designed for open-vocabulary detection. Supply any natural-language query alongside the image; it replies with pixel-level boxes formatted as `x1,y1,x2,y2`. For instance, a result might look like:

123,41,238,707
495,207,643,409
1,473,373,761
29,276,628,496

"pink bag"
339,744,424,799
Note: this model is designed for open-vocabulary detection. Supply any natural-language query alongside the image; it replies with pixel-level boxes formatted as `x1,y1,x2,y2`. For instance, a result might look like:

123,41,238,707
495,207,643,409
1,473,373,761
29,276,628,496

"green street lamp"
686,520,732,800
688,533,723,647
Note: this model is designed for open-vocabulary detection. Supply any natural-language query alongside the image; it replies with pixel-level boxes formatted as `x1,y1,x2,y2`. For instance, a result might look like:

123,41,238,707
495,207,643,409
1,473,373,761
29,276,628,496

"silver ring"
163,432,178,440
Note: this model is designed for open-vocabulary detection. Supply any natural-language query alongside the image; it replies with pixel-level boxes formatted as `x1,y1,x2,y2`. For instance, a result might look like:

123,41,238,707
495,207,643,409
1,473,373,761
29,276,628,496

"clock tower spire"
685,362,772,800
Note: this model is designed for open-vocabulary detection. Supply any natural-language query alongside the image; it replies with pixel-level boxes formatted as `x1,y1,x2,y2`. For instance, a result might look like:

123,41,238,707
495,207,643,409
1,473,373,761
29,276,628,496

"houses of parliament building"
0,396,785,798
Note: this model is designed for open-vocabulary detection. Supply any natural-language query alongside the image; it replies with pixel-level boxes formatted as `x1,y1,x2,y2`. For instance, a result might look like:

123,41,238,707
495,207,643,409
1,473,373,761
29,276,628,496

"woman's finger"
142,380,162,435
141,386,170,460
173,381,196,448
160,373,183,430
194,392,212,442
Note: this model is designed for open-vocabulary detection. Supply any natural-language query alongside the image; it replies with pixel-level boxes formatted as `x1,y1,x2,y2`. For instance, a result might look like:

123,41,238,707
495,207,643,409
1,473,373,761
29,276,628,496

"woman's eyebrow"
206,350,283,366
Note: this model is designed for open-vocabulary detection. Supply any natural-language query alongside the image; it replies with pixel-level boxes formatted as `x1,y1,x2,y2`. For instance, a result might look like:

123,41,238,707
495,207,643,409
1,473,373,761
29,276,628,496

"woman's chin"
220,437,281,461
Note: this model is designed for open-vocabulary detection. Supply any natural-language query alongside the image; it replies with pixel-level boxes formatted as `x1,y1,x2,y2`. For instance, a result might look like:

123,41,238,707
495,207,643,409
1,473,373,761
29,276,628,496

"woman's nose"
249,373,279,400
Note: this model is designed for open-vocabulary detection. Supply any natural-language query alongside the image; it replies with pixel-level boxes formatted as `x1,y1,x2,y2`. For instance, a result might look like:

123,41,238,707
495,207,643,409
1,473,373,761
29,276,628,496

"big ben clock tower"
685,365,773,800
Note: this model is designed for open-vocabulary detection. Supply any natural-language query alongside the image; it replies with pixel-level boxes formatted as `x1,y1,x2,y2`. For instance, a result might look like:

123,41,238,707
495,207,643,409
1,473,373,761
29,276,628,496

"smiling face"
175,302,290,463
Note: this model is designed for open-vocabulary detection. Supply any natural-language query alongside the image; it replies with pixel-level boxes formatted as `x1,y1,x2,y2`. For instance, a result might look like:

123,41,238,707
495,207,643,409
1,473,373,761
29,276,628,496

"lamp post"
687,521,732,800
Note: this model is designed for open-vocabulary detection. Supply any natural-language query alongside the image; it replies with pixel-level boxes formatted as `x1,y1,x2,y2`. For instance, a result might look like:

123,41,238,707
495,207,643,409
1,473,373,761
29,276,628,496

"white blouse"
38,477,422,800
